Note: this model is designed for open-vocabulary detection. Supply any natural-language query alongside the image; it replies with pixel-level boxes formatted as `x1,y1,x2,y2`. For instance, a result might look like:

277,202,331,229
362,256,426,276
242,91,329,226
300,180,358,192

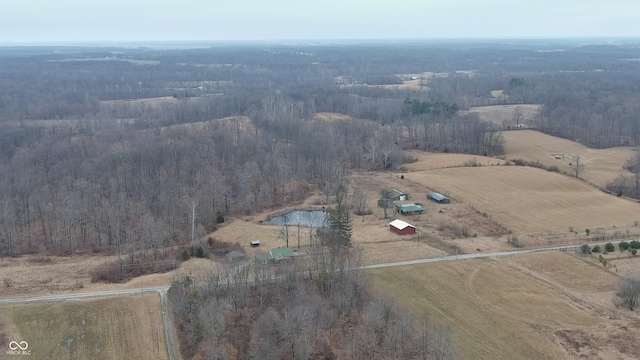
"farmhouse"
395,203,426,214
427,192,450,204
389,219,416,235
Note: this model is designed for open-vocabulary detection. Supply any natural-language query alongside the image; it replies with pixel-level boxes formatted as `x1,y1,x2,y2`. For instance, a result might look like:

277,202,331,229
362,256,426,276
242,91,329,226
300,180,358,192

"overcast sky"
1,0,639,43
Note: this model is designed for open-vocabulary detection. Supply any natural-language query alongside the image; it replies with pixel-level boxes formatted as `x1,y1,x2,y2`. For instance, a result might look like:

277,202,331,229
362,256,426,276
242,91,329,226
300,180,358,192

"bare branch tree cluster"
169,247,455,359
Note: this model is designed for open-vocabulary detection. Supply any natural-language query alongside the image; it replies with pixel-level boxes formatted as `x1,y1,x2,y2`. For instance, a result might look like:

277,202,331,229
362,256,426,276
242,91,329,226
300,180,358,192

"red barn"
389,219,416,235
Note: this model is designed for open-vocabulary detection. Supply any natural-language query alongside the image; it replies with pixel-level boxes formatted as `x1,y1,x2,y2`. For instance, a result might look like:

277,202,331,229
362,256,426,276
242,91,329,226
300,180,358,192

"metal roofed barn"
427,192,450,204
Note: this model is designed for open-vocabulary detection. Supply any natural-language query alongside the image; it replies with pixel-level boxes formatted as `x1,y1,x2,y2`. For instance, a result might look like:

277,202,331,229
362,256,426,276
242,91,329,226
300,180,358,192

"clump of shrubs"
508,234,521,248
509,159,560,173
580,244,591,255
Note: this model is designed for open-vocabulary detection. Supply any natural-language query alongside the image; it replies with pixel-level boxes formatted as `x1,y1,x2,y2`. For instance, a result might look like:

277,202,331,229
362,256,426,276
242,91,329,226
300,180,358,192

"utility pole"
189,197,199,242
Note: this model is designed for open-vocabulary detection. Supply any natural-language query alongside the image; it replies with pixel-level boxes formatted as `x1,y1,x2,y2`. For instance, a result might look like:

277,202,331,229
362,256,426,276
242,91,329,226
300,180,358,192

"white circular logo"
8,341,28,351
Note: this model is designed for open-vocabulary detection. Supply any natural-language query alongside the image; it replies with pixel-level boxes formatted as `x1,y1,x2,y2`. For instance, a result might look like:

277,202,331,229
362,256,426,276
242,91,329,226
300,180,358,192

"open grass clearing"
0,294,167,360
402,151,505,171
142,115,256,135
404,166,640,236
100,96,178,107
502,130,637,188
312,112,354,121
463,104,541,126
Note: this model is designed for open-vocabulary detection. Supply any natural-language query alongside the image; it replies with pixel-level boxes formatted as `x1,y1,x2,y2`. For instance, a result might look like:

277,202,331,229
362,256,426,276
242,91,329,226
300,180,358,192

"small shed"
427,192,450,204
270,247,295,262
389,219,416,235
396,203,426,214
386,189,408,201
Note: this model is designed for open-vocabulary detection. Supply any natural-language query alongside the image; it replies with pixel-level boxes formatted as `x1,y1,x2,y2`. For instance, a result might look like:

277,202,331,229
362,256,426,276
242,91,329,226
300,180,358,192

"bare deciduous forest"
2,40,640,358
2,41,639,258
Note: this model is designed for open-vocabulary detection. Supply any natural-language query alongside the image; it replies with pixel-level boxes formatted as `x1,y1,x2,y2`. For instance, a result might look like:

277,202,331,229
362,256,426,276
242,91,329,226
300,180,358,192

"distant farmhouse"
427,192,450,204
389,219,416,235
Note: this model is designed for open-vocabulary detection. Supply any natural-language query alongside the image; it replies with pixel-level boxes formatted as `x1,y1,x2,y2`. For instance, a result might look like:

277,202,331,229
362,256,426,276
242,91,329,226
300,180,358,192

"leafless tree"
512,106,524,128
188,196,199,243
379,189,393,219
277,213,292,248
352,183,368,221
616,274,640,311
571,155,585,179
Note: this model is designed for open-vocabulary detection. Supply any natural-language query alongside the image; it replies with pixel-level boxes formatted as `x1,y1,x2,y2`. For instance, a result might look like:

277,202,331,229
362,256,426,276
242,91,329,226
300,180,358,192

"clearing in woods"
370,251,640,360
462,104,541,126
0,294,167,360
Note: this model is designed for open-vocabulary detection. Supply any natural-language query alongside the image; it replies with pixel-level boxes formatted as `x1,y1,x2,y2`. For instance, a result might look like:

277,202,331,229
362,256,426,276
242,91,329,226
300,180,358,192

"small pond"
264,210,329,228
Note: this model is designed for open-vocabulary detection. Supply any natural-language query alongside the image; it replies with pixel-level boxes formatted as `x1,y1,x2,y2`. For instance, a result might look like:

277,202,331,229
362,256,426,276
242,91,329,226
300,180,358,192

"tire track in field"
492,257,630,320
463,260,560,329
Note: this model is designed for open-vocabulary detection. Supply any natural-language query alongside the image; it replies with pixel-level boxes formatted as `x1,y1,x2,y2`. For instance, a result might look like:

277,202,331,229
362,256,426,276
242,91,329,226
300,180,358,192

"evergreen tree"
329,206,353,247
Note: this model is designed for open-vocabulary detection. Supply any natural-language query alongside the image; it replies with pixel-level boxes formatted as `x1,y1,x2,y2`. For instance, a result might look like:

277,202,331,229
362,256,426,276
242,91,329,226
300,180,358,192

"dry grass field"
312,112,354,121
0,254,219,297
462,104,541,126
502,130,637,188
147,115,256,136
403,165,640,237
0,295,167,360
370,252,640,360
100,96,179,107
402,151,505,171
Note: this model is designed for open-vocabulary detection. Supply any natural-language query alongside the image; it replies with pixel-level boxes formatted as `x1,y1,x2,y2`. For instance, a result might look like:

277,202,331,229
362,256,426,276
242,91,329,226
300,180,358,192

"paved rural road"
363,242,594,269
0,240,625,359
0,240,622,305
